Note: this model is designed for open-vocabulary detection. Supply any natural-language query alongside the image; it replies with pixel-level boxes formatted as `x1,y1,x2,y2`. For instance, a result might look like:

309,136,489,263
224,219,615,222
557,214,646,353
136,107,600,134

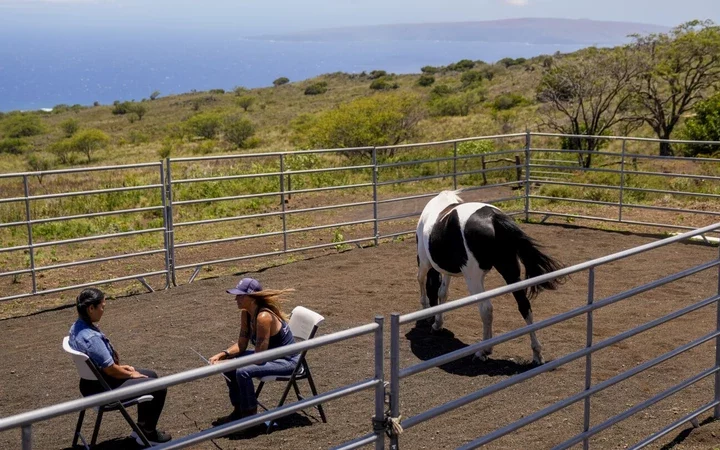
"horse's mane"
438,190,464,205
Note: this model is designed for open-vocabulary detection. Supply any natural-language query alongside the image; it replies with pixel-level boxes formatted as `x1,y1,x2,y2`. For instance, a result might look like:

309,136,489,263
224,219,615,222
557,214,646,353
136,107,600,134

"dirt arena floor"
1,223,720,450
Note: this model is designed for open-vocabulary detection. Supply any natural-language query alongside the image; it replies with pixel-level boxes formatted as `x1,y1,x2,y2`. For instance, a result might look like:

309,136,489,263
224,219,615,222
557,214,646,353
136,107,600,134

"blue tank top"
251,309,295,350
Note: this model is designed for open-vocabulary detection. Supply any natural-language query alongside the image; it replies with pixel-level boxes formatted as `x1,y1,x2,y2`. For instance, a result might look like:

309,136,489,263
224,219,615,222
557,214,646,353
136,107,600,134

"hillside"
252,18,670,45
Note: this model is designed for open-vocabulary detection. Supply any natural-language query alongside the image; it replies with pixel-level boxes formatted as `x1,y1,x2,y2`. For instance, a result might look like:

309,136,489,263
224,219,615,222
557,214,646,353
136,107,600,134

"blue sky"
1,0,719,35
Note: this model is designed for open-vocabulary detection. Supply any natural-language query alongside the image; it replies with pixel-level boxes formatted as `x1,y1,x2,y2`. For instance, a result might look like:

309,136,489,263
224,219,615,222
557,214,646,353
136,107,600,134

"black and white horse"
416,190,565,364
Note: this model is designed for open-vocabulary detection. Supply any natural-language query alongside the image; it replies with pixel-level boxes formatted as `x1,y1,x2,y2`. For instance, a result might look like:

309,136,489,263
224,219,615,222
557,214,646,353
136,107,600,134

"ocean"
0,32,587,112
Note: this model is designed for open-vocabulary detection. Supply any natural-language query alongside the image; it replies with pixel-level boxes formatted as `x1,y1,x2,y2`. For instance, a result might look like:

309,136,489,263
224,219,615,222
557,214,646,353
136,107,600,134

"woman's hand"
130,370,148,379
120,364,135,372
209,353,226,364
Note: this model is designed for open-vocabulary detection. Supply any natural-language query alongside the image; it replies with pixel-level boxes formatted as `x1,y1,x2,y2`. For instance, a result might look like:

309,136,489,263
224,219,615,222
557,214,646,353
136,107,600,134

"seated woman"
209,277,299,426
68,287,172,445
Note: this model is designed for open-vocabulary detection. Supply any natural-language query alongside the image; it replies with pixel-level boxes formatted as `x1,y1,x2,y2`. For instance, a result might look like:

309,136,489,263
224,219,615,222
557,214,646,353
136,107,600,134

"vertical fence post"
524,131,531,222
165,158,177,286
715,243,720,419
23,175,37,294
618,139,627,223
481,155,488,185
390,313,401,450
374,315,385,450
21,425,32,450
159,163,171,289
453,141,458,190
372,148,379,247
583,267,595,450
280,154,288,252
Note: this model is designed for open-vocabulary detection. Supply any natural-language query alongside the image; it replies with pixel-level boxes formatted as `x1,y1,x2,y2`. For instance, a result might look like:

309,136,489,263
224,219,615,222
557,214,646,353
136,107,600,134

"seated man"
69,287,172,445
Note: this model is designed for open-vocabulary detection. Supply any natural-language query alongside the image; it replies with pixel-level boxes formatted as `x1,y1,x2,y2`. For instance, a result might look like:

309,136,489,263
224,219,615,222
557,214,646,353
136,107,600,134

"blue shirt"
69,318,116,369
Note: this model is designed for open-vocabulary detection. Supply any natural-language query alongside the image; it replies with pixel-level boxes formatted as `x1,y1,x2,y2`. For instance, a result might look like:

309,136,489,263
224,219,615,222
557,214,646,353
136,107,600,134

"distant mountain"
250,18,670,46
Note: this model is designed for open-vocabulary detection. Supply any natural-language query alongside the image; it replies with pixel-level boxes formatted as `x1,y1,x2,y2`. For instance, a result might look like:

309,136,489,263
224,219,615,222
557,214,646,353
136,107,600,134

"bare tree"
537,47,642,167
629,20,720,156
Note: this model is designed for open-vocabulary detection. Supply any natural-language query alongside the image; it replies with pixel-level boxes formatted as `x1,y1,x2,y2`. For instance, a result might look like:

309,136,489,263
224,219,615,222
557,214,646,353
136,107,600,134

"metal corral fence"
2,132,719,304
388,221,720,449
1,223,719,449
0,163,171,303
0,317,386,450
2,132,719,303
1,133,720,448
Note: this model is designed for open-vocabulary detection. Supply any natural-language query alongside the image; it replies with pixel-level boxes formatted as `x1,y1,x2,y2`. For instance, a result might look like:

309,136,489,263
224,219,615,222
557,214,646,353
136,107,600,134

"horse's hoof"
429,326,444,335
473,352,489,362
532,356,545,366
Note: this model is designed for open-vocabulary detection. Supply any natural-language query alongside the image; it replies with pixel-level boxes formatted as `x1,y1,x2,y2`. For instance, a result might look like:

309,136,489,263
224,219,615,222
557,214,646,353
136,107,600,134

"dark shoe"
131,429,172,445
212,409,243,427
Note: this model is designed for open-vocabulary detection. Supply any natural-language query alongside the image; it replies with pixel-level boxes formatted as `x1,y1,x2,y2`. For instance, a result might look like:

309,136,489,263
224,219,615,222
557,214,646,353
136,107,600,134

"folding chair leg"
255,381,265,398
116,404,151,447
90,409,104,446
72,409,85,448
292,380,303,401
305,371,327,423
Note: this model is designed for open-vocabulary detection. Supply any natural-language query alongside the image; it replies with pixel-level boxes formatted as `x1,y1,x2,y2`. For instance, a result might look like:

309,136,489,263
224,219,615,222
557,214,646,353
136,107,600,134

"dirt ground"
1,223,720,450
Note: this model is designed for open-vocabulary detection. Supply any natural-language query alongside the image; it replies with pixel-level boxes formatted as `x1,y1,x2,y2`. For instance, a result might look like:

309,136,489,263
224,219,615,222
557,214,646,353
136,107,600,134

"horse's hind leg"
495,257,544,365
432,274,451,331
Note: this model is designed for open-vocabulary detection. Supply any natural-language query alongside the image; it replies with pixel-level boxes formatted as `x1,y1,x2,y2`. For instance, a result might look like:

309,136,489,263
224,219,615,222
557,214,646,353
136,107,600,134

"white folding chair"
254,306,327,426
62,336,154,448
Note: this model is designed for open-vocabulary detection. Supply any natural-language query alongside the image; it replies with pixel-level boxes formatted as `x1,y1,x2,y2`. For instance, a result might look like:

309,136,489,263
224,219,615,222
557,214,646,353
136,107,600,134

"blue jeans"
223,350,299,410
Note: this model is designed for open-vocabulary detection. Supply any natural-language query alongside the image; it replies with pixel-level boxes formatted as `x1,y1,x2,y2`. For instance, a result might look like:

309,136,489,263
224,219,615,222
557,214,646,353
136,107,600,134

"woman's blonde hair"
247,288,294,321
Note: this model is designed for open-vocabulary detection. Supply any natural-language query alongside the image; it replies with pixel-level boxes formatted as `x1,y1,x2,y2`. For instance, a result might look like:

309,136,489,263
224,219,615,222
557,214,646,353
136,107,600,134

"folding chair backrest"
62,336,98,381
288,306,324,341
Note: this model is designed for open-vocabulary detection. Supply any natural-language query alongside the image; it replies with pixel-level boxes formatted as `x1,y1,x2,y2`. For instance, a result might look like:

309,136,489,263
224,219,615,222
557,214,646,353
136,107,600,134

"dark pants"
79,368,167,433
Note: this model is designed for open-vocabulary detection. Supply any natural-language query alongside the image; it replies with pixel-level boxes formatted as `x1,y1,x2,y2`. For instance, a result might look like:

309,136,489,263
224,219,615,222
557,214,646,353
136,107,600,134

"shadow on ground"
405,322,538,377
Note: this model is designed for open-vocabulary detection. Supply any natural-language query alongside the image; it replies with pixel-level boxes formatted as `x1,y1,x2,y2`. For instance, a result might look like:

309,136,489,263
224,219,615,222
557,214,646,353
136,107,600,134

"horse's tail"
492,212,566,300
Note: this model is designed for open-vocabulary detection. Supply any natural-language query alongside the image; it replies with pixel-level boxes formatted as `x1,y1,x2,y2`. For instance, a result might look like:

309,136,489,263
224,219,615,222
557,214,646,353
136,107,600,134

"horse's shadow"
405,322,537,377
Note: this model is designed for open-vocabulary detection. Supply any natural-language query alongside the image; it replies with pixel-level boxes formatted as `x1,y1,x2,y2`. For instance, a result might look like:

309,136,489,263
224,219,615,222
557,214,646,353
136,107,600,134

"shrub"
370,77,399,90
431,84,453,96
26,153,55,180
128,103,147,122
208,89,225,94
184,112,223,139
273,77,290,86
128,130,150,145
150,90,161,100
192,140,217,155
112,102,130,115
460,70,484,87
680,93,720,156
1,114,45,138
48,139,77,164
158,139,176,159
233,86,248,96
421,66,439,74
304,82,328,95
235,95,255,112
0,137,30,154
69,129,110,162
446,59,475,72
417,75,435,87
223,115,255,148
429,89,484,117
492,93,529,110
60,118,80,137
368,70,387,79
291,93,425,152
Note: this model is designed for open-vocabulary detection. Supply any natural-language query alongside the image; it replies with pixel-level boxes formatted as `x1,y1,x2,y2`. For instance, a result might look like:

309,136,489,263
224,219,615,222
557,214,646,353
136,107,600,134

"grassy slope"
0,60,553,173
